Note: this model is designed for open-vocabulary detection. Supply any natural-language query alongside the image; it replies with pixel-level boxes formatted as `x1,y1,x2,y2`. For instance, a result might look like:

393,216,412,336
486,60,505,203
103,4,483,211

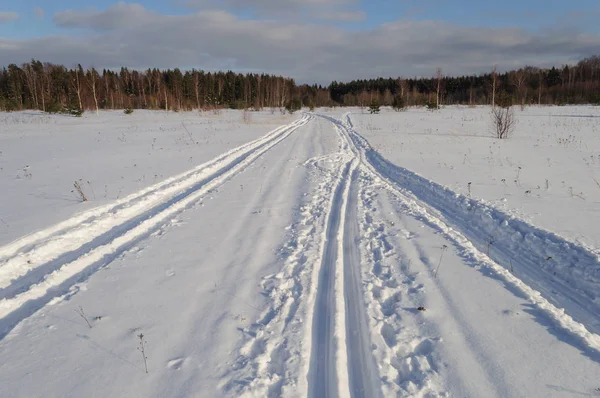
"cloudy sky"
1,0,599,83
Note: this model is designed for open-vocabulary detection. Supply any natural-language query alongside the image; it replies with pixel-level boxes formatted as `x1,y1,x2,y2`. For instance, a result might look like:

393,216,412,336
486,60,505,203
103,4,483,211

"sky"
0,0,599,83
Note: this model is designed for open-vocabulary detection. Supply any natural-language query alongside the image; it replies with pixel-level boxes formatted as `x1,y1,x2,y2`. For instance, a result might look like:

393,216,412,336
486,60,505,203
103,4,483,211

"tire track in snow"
0,115,311,340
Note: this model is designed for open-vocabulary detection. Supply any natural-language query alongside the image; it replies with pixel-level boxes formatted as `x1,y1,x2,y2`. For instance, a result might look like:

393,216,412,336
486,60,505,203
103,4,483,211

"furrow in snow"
0,115,311,340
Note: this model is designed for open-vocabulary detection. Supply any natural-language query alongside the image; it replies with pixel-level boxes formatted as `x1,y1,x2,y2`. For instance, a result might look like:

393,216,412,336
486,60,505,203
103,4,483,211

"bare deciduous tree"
86,67,100,116
491,105,515,139
490,66,498,108
510,69,528,109
436,67,443,108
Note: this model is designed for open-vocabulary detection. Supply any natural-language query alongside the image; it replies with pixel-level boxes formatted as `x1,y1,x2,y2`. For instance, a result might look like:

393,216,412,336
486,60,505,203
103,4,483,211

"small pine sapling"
368,99,381,114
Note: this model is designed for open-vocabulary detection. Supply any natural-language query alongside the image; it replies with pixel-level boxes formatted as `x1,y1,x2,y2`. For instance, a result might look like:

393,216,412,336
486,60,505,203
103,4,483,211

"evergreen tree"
368,99,381,114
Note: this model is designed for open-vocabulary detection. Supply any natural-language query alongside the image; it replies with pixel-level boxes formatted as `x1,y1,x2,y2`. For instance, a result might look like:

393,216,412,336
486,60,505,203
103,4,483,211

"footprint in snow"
167,358,186,370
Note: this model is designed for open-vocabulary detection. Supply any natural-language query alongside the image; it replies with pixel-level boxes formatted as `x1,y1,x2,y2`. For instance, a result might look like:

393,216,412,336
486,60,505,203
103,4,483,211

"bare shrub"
490,106,515,139
75,306,92,328
138,333,149,374
72,179,88,202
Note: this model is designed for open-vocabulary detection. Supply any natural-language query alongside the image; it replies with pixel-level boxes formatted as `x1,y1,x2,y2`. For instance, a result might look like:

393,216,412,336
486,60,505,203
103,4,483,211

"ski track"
3,109,600,397
343,167,383,398
218,119,343,397
230,111,600,398
0,115,311,340
0,115,310,285
334,112,600,359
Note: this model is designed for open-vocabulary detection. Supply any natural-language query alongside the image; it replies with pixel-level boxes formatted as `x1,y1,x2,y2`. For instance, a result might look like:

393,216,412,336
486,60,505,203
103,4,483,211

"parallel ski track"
308,159,352,398
308,115,382,398
331,113,600,359
0,115,311,340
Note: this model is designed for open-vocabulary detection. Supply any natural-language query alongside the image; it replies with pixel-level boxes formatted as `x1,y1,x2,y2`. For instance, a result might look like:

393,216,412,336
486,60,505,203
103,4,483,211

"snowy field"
351,105,600,249
0,107,599,397
0,110,294,246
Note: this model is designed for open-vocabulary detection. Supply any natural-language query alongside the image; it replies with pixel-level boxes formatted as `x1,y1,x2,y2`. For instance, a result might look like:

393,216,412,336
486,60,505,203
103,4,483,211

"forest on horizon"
1,56,599,113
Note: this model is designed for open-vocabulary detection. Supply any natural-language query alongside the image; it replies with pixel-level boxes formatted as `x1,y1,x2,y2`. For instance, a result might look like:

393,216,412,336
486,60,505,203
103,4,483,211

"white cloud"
34,7,45,19
2,4,598,83
0,11,18,23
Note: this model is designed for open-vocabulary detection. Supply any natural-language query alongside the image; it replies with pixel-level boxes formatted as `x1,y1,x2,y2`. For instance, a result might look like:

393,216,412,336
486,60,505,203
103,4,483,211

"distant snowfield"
350,105,600,249
0,107,599,397
0,110,295,246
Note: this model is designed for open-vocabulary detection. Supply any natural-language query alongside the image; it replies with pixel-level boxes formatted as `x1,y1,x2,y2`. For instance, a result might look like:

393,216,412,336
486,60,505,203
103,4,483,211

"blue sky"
1,1,599,82
3,0,599,36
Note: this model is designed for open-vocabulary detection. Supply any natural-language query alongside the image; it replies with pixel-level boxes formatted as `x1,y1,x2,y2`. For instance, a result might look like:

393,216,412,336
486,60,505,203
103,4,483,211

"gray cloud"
53,3,151,30
0,11,18,23
2,4,599,83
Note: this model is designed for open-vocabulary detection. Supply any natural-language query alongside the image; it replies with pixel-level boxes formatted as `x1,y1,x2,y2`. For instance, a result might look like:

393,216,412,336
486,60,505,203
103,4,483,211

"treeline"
329,56,600,107
0,61,296,112
1,56,600,112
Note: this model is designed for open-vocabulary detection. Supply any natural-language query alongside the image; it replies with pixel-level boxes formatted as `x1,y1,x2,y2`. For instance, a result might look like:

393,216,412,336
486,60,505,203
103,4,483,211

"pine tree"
368,99,380,114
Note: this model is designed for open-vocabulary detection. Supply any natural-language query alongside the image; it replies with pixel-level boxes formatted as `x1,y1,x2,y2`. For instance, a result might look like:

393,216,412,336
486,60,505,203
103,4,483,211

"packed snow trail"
0,115,310,340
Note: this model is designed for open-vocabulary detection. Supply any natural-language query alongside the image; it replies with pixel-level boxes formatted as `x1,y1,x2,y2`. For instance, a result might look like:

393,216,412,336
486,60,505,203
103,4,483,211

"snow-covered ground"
0,107,599,397
0,110,294,246
350,105,600,249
